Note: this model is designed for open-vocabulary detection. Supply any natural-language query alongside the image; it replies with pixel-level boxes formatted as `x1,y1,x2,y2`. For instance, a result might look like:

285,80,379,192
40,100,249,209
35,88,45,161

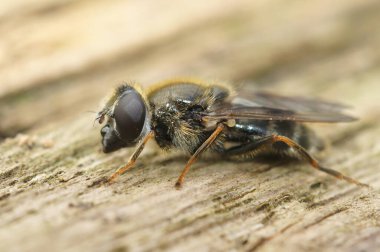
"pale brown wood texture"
1,1,380,251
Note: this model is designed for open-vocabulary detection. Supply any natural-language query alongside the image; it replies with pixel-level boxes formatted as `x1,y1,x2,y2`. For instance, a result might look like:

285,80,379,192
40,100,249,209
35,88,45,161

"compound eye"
114,90,146,143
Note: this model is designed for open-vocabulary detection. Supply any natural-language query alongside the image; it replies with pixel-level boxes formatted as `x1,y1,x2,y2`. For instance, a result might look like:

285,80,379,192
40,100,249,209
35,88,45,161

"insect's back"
147,79,230,107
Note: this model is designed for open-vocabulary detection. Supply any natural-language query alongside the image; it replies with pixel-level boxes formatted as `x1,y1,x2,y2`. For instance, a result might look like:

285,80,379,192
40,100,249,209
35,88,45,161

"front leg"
108,131,154,183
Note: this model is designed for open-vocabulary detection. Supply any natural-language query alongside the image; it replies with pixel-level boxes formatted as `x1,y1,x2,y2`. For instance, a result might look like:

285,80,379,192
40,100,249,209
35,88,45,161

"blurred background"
1,1,380,251
1,0,379,140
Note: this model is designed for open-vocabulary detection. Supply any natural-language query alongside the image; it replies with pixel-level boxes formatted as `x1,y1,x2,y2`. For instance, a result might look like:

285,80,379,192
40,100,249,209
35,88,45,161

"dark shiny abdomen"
223,119,324,158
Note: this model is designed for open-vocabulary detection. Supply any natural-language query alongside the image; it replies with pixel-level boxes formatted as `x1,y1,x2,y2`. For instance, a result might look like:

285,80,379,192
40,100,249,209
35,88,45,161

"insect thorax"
151,99,210,154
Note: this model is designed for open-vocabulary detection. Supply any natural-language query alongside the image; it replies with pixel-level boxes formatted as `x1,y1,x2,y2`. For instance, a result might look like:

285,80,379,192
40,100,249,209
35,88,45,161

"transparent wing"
203,92,357,123
233,91,350,113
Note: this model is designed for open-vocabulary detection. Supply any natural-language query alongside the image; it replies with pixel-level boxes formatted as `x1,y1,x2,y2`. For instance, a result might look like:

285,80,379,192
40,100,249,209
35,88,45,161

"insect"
96,78,368,188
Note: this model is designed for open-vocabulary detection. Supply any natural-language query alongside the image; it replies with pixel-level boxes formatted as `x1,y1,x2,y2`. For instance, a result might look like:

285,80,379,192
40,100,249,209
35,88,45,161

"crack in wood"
303,207,349,230
248,222,298,251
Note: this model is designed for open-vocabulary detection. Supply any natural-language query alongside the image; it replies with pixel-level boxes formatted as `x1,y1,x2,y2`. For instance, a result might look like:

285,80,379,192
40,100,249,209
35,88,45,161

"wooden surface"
1,1,380,251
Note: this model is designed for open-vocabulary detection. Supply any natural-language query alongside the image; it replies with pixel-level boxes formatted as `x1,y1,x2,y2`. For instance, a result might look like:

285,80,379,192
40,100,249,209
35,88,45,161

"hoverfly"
96,78,368,188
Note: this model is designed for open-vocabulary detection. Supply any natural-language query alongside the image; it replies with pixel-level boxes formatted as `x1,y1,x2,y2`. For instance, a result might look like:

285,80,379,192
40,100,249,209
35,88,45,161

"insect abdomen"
275,121,325,153
223,120,325,159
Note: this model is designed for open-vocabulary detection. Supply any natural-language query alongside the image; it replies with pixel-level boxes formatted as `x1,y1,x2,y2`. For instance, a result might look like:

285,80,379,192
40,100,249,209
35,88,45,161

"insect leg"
175,124,225,189
107,131,154,183
270,135,368,187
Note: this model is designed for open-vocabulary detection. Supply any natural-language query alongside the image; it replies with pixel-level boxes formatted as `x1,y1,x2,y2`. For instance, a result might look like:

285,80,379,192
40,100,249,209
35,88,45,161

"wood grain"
1,1,379,251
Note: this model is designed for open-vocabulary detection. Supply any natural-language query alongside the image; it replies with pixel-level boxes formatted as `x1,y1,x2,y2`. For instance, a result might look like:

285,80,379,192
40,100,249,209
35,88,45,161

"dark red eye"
114,90,147,143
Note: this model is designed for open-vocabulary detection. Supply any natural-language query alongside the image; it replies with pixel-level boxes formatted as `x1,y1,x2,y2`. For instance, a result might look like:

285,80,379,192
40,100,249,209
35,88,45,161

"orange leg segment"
270,135,369,188
175,124,225,189
107,131,154,183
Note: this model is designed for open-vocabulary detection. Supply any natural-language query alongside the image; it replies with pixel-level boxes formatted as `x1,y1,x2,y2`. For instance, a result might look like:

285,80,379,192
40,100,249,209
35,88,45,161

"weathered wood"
1,1,380,251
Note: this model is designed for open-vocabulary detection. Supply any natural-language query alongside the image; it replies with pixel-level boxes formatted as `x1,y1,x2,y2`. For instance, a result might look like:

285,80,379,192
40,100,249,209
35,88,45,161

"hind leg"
225,135,368,187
